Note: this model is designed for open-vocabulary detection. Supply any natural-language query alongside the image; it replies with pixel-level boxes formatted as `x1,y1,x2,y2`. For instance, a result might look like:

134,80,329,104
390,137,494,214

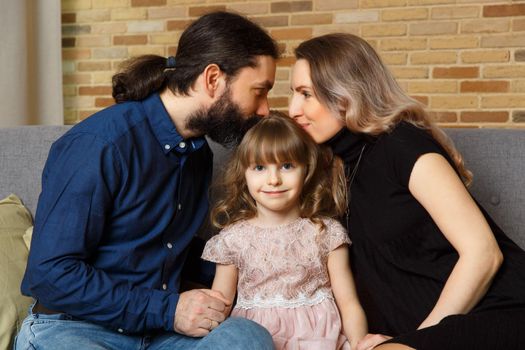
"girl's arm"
328,244,368,349
409,153,503,329
211,263,239,317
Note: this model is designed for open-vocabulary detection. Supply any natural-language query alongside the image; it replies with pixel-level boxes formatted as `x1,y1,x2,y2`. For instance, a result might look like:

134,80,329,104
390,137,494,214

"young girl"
201,113,367,349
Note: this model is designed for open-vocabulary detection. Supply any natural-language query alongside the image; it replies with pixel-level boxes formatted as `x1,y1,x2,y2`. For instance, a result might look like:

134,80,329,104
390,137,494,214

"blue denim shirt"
21,93,213,334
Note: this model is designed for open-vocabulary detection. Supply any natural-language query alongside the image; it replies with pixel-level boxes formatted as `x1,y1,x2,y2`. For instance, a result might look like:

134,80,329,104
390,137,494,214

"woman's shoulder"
380,121,439,149
372,121,448,186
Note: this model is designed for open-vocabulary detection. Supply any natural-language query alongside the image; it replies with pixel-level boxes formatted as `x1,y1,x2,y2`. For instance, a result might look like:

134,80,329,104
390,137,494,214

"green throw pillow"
0,194,34,350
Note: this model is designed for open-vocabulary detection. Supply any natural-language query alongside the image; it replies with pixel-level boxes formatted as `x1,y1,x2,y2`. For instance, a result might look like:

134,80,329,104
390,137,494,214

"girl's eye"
281,162,295,170
301,90,312,98
253,164,265,171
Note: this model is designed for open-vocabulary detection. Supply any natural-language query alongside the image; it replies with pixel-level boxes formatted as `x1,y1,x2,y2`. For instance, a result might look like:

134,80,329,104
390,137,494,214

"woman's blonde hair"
294,33,472,185
211,112,347,229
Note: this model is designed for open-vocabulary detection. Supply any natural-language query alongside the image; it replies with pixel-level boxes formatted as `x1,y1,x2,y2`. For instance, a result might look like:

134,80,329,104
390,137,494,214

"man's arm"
23,133,179,333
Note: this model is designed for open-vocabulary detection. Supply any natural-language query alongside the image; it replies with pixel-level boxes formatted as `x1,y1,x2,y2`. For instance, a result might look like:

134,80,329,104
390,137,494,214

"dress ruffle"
232,298,350,350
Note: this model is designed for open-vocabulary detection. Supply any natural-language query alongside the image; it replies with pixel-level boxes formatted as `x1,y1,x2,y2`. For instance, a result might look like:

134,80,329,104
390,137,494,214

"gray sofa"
0,125,524,348
1,125,524,247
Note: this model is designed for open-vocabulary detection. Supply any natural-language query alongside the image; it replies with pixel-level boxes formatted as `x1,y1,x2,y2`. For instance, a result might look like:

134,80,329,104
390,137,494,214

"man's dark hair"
112,11,279,103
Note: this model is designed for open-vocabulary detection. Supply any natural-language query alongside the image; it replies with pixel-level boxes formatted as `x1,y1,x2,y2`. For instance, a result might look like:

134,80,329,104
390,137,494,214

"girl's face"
245,161,305,219
289,59,345,144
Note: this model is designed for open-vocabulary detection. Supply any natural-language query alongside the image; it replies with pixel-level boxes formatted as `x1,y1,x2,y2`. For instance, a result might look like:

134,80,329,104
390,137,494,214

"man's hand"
356,333,392,350
173,289,231,337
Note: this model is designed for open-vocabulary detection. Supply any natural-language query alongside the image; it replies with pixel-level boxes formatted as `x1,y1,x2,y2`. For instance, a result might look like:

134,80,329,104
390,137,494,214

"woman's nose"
288,94,302,119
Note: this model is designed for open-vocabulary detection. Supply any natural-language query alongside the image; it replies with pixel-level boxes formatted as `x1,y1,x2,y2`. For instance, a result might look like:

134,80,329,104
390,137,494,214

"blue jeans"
15,305,274,350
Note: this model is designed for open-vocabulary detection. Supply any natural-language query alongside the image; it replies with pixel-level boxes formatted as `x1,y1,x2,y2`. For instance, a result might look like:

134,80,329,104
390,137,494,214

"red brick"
131,0,166,6
483,4,525,17
113,35,148,45
167,20,192,31
411,95,429,106
461,111,508,123
433,67,479,79
79,86,113,95
62,13,76,23
79,110,99,120
62,38,76,48
95,97,115,108
460,80,509,93
271,1,312,13
277,56,296,67
62,48,91,60
167,46,177,56
252,15,289,27
269,97,289,108
63,73,91,85
189,6,226,17
271,28,312,40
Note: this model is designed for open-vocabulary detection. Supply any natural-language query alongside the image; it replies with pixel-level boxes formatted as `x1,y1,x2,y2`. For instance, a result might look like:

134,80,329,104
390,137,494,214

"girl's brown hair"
294,33,472,185
211,112,346,229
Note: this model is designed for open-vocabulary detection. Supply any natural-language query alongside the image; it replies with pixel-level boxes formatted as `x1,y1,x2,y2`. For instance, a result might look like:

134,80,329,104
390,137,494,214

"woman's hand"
356,333,392,350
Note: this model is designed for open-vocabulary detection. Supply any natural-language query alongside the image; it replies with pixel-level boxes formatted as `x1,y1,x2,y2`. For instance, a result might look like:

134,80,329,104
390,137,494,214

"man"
17,11,278,349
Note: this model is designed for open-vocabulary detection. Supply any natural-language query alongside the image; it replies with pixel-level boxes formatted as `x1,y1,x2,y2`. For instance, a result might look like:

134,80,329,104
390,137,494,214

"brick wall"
61,0,525,127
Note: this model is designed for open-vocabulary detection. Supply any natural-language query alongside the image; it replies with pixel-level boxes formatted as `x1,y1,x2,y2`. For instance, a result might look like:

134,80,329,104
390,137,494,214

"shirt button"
167,242,173,249
179,141,186,148
118,328,124,333
178,203,182,210
164,144,171,150
162,283,167,290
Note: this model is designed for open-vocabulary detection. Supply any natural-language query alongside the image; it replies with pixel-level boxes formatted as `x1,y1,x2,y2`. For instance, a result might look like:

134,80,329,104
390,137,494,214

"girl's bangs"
241,122,309,166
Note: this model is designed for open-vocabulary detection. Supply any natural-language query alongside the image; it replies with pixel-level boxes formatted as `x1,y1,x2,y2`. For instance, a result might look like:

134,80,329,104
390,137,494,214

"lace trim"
235,289,333,309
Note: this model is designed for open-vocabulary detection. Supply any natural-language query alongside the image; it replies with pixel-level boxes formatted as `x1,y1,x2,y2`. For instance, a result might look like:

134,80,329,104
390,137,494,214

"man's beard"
186,88,261,149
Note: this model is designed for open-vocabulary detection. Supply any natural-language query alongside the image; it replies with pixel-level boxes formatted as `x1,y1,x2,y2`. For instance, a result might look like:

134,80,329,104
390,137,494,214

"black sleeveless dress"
327,122,525,349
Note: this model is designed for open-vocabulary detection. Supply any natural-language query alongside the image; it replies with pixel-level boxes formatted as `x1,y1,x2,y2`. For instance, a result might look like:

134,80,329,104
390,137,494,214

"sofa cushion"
0,194,34,350
23,226,33,250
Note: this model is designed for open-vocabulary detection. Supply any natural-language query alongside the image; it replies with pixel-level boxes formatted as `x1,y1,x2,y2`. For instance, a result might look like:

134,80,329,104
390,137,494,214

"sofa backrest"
0,126,72,216
0,125,523,248
446,129,525,248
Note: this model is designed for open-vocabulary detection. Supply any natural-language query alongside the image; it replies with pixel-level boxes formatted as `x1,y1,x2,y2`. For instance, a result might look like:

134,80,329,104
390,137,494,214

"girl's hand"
356,333,392,350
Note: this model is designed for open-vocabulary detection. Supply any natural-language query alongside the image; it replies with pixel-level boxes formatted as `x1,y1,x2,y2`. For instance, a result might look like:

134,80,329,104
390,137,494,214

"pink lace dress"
202,217,351,350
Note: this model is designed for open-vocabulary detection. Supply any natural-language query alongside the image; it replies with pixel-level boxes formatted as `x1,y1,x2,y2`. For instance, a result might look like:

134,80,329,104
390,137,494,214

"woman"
289,33,525,350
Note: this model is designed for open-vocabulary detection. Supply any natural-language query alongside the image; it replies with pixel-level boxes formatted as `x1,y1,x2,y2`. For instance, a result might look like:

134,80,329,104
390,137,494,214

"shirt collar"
142,93,206,155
